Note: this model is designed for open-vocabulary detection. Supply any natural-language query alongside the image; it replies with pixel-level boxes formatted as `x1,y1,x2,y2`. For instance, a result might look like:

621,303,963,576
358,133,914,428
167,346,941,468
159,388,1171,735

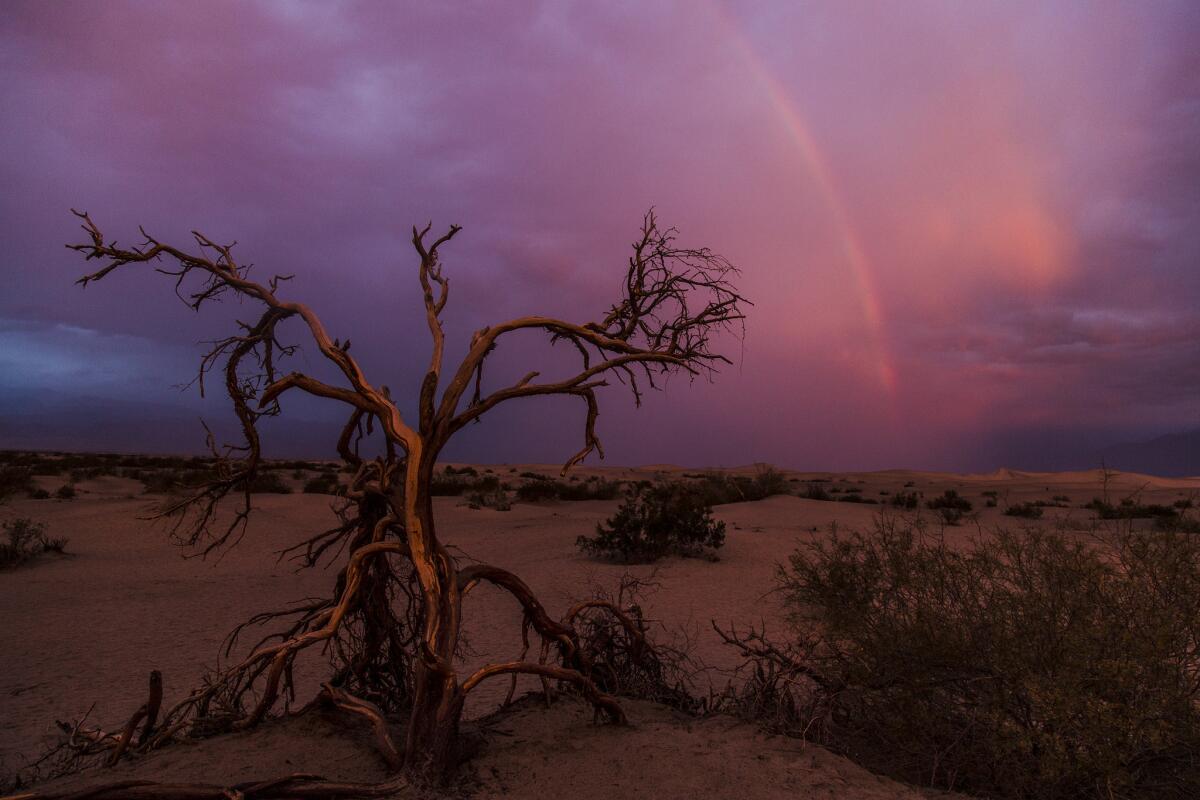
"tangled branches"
53,207,746,784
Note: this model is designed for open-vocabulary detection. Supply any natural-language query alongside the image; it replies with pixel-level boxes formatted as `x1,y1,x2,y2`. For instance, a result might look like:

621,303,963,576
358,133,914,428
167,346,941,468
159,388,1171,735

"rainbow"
716,9,899,396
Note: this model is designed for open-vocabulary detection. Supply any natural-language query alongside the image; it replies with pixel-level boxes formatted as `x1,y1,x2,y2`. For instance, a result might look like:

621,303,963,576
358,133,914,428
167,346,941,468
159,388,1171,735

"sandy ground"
2,464,1197,796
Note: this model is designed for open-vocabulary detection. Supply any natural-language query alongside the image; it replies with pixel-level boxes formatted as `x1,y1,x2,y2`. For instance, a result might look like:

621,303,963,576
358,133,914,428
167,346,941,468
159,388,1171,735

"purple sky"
2,1,1198,470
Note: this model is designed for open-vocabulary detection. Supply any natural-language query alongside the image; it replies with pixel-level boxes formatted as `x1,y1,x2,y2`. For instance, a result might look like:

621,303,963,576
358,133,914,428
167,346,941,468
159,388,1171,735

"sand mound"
26,698,949,800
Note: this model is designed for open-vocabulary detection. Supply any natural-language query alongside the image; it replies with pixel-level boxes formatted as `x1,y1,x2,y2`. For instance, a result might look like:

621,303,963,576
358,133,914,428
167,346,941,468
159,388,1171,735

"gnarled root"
2,773,408,800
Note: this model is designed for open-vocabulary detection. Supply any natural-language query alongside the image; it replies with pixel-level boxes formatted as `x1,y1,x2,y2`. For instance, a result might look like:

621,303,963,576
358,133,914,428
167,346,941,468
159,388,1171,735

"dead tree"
64,209,746,782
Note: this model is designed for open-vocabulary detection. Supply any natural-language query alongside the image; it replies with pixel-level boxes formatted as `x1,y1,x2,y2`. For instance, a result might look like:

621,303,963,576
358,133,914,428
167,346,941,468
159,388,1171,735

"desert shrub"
1085,497,1179,521
1003,501,1043,519
0,467,35,501
802,482,832,501
554,478,621,501
519,471,550,481
302,471,341,495
889,490,920,509
466,489,511,511
1,518,68,568
444,465,478,477
749,464,789,498
837,493,876,504
687,467,790,505
28,488,51,500
432,474,501,497
514,478,561,503
926,489,972,525
728,517,1200,799
577,482,725,563
141,467,290,495
141,468,208,494
54,484,77,500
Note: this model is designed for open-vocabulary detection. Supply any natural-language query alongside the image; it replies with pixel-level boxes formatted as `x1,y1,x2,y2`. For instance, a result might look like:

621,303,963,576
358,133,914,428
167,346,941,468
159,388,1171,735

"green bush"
577,483,725,563
889,490,920,509
747,517,1200,798
54,484,77,500
1,518,68,568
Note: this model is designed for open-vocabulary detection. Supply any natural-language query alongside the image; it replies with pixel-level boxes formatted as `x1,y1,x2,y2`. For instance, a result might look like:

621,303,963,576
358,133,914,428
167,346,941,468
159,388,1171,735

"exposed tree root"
2,773,408,800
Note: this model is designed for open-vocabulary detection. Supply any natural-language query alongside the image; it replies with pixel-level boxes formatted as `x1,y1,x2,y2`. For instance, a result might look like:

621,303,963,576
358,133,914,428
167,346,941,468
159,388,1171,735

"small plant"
802,482,832,501
1,518,68,568
0,466,35,501
302,471,341,495
889,490,920,510
577,482,725,563
926,489,971,525
54,484,77,500
465,489,511,511
444,465,478,477
1004,501,1043,519
514,479,561,502
244,470,292,494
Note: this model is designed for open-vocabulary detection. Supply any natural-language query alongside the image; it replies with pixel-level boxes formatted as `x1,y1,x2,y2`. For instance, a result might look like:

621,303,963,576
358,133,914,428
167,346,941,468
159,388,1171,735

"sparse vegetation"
682,466,790,505
577,482,726,563
1003,501,1043,519
719,517,1200,799
465,488,512,511
301,471,341,495
1,518,68,568
926,489,971,525
0,466,36,501
802,482,832,501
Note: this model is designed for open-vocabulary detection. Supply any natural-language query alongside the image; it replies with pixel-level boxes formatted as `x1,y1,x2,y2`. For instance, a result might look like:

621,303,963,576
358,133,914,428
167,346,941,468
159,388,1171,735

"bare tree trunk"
402,453,466,779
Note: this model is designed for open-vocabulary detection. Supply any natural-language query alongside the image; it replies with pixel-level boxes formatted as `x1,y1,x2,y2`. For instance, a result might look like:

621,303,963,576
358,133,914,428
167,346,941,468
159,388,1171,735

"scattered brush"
1,518,68,568
715,515,1200,799
577,482,725,563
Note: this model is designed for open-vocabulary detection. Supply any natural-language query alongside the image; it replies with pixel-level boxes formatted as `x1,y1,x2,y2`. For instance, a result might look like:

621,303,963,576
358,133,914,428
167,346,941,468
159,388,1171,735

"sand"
2,464,1197,796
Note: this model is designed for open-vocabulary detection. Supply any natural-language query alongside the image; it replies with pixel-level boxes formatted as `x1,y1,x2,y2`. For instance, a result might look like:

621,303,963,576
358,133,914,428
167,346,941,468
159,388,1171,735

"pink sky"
1,1,1198,470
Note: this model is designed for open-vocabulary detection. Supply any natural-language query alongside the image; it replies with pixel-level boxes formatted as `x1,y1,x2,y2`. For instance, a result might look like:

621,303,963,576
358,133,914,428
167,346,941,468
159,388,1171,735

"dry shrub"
719,515,1200,799
302,470,342,495
687,465,790,505
514,476,621,502
1,518,68,568
577,482,725,563
569,575,700,711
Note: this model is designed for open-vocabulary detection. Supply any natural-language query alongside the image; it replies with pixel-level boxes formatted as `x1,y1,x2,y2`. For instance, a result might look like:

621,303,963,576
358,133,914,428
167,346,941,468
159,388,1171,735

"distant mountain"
1093,430,1200,478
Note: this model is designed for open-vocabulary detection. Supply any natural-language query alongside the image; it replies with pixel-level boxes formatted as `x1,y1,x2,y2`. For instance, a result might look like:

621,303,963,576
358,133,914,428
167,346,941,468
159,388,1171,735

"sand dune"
2,464,1197,796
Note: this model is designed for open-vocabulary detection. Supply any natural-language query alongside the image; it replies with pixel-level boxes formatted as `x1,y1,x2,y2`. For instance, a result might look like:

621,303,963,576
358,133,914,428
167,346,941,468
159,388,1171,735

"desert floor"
2,463,1197,797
